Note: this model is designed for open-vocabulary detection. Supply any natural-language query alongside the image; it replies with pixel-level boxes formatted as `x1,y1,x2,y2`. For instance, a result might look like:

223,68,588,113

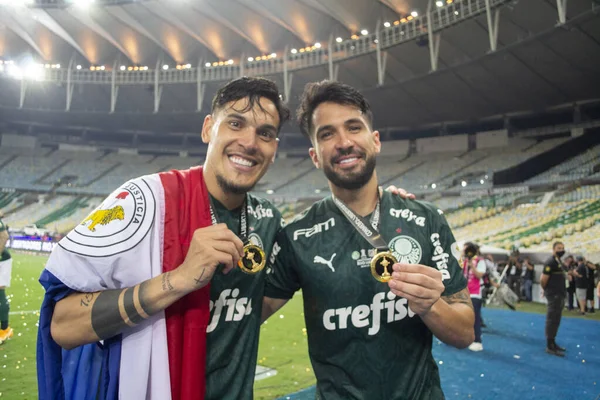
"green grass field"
0,253,313,400
1,253,597,399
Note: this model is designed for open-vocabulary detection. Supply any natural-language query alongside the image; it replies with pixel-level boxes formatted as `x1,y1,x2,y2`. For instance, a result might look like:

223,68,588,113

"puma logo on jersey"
314,253,337,272
293,217,335,240
322,291,416,335
207,288,253,333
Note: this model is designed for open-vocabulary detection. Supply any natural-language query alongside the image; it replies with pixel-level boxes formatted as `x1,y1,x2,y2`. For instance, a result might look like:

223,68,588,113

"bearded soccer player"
36,77,290,400
262,81,474,399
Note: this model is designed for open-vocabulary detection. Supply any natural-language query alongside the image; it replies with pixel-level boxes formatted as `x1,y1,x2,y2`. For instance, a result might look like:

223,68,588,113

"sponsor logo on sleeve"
60,179,156,257
430,233,452,281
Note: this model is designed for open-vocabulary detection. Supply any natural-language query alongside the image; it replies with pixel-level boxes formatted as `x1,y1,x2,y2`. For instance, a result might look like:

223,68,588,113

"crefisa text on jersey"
207,288,253,332
322,291,416,335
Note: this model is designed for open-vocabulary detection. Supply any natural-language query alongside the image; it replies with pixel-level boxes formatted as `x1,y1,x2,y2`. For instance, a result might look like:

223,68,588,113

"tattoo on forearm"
194,269,208,286
161,272,174,292
442,289,473,310
80,293,94,307
91,280,155,340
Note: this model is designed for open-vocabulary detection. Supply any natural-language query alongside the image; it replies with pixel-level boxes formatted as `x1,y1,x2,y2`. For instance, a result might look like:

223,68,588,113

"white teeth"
230,156,254,167
339,157,358,164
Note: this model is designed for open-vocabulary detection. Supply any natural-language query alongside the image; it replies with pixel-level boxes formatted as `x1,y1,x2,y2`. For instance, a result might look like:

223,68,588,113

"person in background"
573,256,588,315
541,241,567,357
506,252,522,301
563,255,576,311
462,242,487,352
522,258,534,302
585,260,596,313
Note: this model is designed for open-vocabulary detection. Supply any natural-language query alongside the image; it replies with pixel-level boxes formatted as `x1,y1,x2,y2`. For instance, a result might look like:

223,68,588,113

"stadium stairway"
80,162,122,188
34,159,71,184
0,155,18,173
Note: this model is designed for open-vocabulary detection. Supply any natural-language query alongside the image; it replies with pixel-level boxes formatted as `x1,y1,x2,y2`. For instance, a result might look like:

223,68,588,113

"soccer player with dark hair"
263,80,474,399
37,77,291,400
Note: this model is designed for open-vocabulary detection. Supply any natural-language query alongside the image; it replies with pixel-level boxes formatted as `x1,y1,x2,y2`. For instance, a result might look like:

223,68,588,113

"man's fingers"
390,271,441,289
216,252,234,274
388,280,436,300
392,263,443,279
212,240,241,268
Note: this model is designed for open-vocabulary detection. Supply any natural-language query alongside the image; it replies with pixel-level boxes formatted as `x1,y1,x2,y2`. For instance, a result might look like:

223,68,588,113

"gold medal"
370,251,398,282
238,244,266,274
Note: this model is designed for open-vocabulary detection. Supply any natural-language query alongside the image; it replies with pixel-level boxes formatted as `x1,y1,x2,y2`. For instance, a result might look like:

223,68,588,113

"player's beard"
323,151,376,190
216,173,257,195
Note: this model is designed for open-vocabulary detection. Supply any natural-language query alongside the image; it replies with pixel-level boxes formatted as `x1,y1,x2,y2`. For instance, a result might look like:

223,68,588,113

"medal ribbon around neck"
208,195,266,274
331,192,397,282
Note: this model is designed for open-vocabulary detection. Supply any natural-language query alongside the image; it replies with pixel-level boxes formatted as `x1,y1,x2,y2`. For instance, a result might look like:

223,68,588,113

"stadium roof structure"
0,0,599,135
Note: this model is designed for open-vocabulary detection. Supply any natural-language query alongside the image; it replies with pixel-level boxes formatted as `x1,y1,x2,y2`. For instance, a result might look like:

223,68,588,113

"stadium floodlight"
247,57,253,62
291,48,298,54
73,0,95,9
436,1,444,7
76,65,82,70
383,22,391,28
411,11,418,17
266,189,274,194
461,181,467,187
360,29,368,35
314,189,321,194
314,42,321,49
162,64,169,70
480,180,485,185
431,183,437,189
203,62,210,67
227,59,233,64
485,175,489,179
454,10,459,15
119,65,126,71
270,53,276,58
335,37,342,43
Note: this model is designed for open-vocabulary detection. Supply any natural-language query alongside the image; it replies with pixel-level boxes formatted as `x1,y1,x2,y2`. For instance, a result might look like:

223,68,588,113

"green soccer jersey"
0,219,10,262
205,194,282,400
265,191,467,400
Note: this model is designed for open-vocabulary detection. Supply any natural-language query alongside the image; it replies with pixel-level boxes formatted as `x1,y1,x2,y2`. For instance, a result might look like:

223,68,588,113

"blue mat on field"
278,308,600,400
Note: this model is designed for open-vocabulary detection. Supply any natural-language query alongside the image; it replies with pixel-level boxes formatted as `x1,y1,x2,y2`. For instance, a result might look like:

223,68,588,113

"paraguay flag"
37,166,213,400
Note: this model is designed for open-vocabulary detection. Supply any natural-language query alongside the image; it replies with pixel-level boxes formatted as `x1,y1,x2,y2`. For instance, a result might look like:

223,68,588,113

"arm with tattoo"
442,288,474,309
51,271,190,350
420,287,475,349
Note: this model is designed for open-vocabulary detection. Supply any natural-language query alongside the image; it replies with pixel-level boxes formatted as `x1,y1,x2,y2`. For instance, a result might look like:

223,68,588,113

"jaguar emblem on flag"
81,206,125,232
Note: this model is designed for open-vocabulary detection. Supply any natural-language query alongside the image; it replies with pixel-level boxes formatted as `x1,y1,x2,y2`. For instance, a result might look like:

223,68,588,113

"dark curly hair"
211,77,291,132
296,80,373,140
